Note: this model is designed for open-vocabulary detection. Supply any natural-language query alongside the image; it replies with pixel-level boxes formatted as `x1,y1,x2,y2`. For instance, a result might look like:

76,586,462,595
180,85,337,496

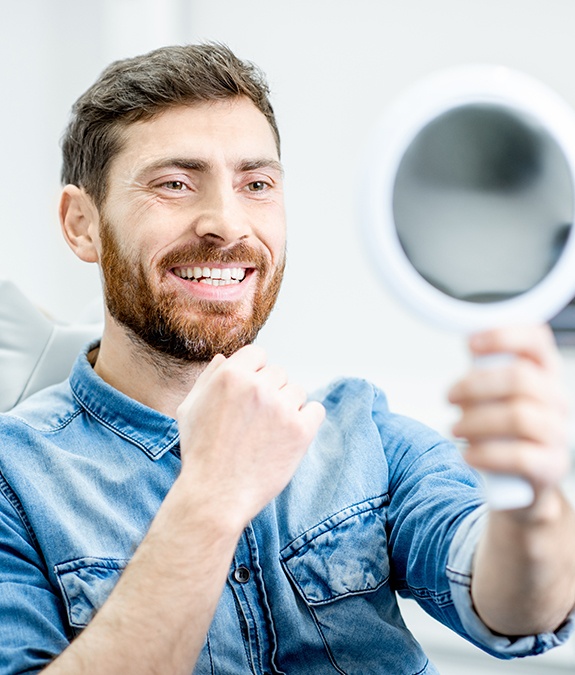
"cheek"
102,202,170,263
104,189,164,235
272,229,287,268
271,236,287,267
258,206,286,264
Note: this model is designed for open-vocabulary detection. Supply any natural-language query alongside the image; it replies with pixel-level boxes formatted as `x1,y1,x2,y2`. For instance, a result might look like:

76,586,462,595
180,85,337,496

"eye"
162,180,188,191
247,180,269,192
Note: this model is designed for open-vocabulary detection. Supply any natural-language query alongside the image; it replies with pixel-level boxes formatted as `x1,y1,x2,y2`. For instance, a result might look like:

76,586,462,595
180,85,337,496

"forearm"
471,488,575,636
44,475,241,675
41,347,323,673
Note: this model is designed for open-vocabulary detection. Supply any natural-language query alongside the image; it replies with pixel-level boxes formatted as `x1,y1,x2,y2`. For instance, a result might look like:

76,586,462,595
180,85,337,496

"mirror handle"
483,472,534,510
473,353,535,510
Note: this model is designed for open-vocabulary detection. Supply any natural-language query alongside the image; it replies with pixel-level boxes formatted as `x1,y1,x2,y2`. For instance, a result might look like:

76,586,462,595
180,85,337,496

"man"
0,43,573,674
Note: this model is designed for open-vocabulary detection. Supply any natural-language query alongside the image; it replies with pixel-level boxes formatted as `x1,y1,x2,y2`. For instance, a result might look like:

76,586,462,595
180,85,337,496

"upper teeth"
174,266,247,285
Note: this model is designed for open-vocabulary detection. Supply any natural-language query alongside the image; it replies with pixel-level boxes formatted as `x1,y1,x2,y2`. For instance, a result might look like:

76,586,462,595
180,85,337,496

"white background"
1,1,574,670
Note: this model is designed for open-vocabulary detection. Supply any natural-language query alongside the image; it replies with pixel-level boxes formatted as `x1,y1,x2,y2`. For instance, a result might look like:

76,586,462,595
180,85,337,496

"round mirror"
361,65,575,509
362,65,575,333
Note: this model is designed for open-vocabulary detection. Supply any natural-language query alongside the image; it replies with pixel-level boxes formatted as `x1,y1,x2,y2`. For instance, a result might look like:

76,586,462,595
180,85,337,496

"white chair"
0,280,103,411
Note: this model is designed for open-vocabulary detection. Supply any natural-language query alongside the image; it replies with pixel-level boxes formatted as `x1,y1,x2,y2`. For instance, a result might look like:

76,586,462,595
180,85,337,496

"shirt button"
233,566,251,583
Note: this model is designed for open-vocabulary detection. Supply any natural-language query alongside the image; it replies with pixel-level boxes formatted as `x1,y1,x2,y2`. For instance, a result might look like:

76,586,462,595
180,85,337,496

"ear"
59,185,101,263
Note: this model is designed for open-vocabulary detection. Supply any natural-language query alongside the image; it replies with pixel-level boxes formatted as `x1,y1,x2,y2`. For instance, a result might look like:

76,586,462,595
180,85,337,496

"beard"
99,218,285,363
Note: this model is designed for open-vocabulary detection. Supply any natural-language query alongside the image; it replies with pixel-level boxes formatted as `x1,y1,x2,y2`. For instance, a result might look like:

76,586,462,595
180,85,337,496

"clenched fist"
176,345,325,531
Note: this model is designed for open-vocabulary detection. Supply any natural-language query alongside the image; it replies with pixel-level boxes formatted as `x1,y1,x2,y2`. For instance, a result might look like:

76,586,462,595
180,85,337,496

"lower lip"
170,271,254,301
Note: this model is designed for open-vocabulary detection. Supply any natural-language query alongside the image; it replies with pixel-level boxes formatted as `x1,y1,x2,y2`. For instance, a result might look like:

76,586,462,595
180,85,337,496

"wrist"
486,488,570,566
164,473,247,542
503,487,566,527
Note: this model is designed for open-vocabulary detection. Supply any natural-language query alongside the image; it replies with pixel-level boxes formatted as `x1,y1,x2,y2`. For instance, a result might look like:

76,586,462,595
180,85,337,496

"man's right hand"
176,345,325,531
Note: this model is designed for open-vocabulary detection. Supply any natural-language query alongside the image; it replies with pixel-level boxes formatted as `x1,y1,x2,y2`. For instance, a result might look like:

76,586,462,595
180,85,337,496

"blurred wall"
3,0,575,433
0,0,189,322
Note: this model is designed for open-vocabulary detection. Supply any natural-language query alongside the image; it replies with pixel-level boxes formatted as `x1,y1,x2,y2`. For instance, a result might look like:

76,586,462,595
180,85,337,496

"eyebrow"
237,158,284,177
141,157,284,177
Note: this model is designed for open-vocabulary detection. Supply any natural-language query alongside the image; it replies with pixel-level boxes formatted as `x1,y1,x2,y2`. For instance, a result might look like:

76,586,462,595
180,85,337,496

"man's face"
95,97,286,361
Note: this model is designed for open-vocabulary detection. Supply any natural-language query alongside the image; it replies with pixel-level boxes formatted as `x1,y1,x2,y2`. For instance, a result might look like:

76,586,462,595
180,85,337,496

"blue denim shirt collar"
69,340,180,461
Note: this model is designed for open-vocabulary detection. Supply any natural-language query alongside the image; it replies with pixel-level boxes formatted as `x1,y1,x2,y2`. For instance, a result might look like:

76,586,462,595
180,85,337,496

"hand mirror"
362,65,575,509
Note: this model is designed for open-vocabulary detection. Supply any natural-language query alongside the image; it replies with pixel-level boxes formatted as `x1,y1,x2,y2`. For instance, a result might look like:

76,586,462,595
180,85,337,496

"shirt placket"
229,524,280,675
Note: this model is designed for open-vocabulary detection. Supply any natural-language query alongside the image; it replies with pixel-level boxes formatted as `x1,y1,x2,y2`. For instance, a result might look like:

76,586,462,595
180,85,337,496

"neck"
93,316,209,418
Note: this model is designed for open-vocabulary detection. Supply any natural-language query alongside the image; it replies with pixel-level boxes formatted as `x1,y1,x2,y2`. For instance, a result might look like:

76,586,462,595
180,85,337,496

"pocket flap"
281,496,389,605
55,557,129,628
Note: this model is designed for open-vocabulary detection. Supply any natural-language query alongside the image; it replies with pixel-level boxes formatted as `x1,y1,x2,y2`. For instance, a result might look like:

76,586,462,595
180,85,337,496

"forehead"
112,97,279,173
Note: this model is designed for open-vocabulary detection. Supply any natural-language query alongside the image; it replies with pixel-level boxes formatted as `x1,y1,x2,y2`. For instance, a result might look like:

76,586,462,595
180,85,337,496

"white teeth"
175,266,247,284
198,278,226,286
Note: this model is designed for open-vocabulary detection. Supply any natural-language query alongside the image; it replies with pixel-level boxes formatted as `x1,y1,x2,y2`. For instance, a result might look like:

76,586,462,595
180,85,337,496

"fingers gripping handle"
473,353,535,510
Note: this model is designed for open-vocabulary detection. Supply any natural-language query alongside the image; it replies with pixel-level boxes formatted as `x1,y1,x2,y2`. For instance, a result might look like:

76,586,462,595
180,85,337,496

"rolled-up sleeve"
447,504,575,658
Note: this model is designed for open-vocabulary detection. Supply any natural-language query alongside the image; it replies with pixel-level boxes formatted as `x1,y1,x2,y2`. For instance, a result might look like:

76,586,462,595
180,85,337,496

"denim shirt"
0,343,573,674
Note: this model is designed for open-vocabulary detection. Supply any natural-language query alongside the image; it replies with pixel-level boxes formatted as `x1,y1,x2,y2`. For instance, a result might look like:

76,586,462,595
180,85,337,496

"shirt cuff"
447,504,575,658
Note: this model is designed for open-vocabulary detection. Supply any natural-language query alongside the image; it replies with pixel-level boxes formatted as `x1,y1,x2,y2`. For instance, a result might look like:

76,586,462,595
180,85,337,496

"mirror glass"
362,65,575,332
392,104,573,304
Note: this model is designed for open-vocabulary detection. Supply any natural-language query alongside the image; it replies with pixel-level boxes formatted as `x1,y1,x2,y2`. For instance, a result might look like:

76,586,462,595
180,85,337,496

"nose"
192,182,251,244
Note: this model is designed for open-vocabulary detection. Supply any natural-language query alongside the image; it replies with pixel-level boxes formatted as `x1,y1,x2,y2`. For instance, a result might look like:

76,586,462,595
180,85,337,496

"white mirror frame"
362,64,575,333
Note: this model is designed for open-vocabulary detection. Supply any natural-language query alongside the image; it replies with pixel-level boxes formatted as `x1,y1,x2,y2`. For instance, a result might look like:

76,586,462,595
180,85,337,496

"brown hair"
61,43,280,207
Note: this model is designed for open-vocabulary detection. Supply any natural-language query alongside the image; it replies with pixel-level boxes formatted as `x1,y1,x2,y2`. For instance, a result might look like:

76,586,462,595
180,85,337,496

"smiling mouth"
173,266,248,286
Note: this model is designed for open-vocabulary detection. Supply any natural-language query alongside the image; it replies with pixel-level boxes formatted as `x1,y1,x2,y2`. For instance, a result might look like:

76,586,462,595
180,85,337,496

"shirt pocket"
280,495,390,604
54,557,129,631
280,496,428,674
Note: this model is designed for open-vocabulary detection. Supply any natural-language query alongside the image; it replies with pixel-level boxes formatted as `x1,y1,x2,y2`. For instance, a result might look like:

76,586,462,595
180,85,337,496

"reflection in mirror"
392,104,574,303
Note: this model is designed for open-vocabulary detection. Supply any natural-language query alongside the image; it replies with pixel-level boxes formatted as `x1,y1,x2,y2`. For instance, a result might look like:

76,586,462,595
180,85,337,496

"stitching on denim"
55,557,129,572
280,501,390,604
240,582,264,673
446,565,471,580
445,565,472,588
55,571,76,627
7,406,83,434
71,385,178,457
298,576,390,607
404,585,453,606
307,606,347,674
308,602,431,675
247,528,285,675
281,494,388,559
444,577,470,589
229,581,255,668
54,558,128,629
242,527,268,673
413,659,430,674
0,471,40,549
205,632,215,675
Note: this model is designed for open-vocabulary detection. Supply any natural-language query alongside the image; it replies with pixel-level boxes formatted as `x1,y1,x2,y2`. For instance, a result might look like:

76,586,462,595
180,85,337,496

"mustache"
159,240,270,271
